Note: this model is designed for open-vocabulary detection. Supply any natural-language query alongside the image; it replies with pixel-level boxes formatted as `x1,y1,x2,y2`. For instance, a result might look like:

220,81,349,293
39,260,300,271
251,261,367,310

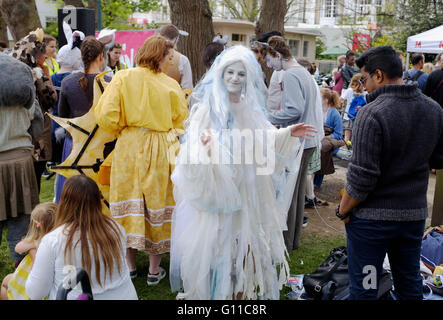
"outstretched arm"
288,123,317,138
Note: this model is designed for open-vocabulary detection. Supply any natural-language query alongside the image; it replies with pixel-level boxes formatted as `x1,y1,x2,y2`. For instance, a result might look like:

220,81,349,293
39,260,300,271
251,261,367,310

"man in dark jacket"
423,65,443,108
341,50,359,89
337,46,443,300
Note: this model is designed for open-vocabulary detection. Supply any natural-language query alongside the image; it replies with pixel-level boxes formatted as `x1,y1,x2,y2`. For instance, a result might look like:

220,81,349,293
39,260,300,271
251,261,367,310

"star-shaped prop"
48,71,117,214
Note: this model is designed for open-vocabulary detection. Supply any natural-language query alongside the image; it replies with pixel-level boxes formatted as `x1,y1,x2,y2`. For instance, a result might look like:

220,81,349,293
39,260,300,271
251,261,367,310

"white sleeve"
25,234,56,300
179,55,193,90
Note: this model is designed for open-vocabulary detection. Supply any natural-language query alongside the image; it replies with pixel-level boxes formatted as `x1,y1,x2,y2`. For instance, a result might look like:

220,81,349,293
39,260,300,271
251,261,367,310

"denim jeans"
345,215,425,300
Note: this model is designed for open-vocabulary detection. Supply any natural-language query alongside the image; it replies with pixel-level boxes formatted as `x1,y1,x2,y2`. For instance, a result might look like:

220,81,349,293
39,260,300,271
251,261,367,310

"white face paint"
266,53,282,71
223,61,247,95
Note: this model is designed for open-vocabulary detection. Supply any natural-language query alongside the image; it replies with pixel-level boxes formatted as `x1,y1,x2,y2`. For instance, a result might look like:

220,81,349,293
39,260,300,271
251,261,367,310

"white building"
35,0,58,28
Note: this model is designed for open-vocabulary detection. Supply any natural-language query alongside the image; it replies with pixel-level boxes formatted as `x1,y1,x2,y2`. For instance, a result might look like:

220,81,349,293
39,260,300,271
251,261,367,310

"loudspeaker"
57,8,95,48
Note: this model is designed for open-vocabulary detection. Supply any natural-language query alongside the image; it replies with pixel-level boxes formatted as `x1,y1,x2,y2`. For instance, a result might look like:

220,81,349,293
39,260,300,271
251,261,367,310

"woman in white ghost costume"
169,45,316,300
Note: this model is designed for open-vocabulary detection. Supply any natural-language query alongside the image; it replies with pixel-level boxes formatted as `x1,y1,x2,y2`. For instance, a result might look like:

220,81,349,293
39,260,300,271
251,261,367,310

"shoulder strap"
411,70,424,81
431,78,443,97
96,78,105,93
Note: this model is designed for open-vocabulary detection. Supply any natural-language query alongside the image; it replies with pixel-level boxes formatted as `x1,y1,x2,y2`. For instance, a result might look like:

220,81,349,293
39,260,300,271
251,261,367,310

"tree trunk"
0,0,42,41
0,13,7,43
255,0,287,39
64,0,85,7
168,0,214,85
255,0,287,85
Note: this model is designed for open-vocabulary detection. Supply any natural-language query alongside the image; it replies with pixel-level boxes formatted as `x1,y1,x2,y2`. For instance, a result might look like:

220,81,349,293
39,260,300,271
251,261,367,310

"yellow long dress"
95,67,189,254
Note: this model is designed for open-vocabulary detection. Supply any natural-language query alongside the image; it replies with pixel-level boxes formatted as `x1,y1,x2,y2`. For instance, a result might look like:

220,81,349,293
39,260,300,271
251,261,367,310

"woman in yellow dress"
95,35,189,285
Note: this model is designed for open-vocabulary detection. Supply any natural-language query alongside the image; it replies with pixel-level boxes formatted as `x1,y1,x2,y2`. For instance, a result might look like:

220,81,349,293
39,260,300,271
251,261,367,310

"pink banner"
96,30,155,68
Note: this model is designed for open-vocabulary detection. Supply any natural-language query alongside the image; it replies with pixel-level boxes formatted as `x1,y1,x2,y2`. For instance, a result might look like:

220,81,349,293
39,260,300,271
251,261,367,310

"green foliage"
100,0,161,30
391,0,443,52
316,37,336,61
371,34,395,48
44,22,59,40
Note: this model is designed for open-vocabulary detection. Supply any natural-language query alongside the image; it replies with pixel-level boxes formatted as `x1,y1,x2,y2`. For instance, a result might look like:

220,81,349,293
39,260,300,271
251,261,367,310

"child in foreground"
1,202,57,300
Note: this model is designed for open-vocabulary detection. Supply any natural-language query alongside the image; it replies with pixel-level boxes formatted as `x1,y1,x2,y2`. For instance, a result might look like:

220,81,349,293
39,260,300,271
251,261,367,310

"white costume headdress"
57,21,85,71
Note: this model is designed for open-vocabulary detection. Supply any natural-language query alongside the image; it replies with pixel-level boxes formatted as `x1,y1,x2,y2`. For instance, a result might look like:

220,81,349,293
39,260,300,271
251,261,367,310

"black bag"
332,269,394,300
303,246,393,300
303,246,349,300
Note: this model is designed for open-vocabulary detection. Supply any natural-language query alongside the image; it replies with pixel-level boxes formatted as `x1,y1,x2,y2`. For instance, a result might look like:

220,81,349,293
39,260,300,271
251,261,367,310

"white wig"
190,45,271,131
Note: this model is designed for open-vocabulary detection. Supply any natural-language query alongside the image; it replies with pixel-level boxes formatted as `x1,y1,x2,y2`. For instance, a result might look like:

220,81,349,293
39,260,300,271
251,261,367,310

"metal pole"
97,0,102,31
405,52,410,72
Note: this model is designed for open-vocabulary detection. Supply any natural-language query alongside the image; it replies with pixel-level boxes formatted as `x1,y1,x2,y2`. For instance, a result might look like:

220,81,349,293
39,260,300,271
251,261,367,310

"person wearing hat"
158,24,193,90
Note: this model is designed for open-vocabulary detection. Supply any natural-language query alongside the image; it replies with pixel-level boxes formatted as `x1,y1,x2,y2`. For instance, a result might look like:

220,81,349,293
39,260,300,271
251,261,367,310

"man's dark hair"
411,53,424,66
346,50,355,59
355,46,403,79
257,31,282,43
202,42,224,69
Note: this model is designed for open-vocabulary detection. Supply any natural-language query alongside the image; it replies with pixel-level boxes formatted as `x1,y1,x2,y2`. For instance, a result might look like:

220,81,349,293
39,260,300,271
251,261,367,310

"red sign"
415,41,422,48
439,41,443,48
352,33,370,51
96,30,156,68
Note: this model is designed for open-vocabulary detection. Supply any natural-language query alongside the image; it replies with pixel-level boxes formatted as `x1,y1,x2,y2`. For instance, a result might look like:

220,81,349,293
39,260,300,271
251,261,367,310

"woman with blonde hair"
340,73,367,142
25,175,137,300
95,35,189,285
423,62,435,75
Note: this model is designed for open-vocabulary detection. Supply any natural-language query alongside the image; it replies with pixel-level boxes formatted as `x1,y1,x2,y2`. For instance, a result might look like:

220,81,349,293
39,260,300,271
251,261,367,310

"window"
324,0,337,18
289,39,300,57
303,41,309,57
231,34,245,42
357,0,372,16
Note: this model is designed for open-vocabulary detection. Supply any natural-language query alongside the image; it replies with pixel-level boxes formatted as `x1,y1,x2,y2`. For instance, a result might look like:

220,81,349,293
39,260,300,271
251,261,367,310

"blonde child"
1,202,57,300
340,73,367,143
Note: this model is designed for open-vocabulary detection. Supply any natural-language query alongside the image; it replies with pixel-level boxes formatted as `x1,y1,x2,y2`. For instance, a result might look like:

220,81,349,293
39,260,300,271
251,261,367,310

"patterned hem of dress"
110,199,175,225
127,234,171,254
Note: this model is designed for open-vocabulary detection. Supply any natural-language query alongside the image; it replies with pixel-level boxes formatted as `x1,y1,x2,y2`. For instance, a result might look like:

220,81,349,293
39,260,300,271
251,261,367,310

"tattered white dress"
170,99,304,300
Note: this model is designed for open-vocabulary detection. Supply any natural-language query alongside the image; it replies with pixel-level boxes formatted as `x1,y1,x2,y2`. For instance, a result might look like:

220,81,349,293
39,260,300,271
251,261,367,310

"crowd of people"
0,24,442,301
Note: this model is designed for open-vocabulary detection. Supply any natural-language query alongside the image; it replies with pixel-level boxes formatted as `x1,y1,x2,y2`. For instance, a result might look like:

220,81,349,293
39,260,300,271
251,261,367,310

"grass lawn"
0,175,346,300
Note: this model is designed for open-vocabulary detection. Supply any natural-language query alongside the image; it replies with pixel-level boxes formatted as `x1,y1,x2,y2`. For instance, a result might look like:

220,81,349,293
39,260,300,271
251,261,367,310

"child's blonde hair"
349,73,364,93
23,203,57,247
320,87,340,109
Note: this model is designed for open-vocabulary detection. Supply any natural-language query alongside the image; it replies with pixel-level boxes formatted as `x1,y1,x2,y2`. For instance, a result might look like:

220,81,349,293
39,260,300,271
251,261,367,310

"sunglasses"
359,72,374,85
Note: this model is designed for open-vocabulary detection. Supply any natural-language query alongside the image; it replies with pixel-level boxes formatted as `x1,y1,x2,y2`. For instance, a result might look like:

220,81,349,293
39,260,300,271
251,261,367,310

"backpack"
302,246,394,300
348,94,367,118
403,70,424,86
